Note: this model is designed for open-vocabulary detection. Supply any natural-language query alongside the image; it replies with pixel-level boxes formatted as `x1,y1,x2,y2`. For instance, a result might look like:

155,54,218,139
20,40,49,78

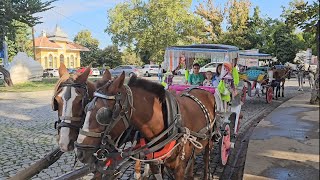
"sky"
34,0,315,49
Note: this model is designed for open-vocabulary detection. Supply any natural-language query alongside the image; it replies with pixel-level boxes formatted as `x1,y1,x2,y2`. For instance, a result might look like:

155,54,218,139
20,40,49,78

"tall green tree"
225,0,251,31
74,30,100,67
121,49,143,66
273,23,299,64
282,0,319,104
0,0,55,49
98,46,123,68
282,0,319,55
7,21,33,61
243,6,264,50
216,0,251,49
195,0,225,42
106,0,204,64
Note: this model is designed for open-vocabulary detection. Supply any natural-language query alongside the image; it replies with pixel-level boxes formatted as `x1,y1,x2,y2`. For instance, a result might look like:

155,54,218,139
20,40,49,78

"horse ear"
102,69,111,81
59,63,69,78
75,64,91,83
109,71,125,92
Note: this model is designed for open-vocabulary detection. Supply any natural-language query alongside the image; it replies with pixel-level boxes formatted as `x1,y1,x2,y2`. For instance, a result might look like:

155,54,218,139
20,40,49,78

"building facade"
34,25,88,69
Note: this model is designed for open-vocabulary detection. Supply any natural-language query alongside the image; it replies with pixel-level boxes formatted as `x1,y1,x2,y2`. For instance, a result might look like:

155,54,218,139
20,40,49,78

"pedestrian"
297,64,304,91
158,65,164,82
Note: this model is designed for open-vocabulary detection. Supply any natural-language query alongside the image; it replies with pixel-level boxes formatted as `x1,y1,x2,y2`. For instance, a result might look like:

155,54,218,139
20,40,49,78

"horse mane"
128,76,166,103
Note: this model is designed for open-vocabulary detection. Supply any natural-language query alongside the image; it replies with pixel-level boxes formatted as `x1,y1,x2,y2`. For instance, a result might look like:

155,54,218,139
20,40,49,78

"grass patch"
0,81,56,92
0,77,103,92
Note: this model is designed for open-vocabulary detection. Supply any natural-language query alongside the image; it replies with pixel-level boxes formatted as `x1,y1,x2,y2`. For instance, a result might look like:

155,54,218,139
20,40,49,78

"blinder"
96,107,113,126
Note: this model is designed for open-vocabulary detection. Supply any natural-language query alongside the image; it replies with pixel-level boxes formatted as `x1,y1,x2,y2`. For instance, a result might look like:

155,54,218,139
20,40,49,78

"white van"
142,64,159,77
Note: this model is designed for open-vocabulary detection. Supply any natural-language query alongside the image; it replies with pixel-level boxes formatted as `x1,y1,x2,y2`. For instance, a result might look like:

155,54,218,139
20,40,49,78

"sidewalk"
243,93,319,180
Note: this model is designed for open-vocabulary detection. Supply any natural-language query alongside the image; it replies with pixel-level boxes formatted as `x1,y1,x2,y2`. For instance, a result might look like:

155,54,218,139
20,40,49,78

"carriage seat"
245,69,265,81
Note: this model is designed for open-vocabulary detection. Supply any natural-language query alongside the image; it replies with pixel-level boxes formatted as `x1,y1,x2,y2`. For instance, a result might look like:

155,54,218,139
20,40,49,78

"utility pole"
32,27,36,61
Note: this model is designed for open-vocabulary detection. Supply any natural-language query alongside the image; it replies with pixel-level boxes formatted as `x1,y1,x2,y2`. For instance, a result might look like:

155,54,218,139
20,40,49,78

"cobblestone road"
0,78,306,179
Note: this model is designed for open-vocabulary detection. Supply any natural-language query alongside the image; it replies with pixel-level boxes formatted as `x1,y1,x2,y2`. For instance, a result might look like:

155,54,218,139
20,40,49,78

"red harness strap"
105,138,176,166
139,138,176,160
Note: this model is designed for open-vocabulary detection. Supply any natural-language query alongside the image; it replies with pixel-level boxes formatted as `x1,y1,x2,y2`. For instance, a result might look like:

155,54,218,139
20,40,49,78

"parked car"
141,64,159,77
110,65,143,77
199,62,219,73
91,68,100,76
76,67,93,75
0,72,3,80
44,68,59,77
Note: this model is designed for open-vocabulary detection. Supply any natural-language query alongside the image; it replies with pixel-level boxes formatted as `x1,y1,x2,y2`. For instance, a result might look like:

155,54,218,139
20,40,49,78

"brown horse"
75,70,217,179
53,63,95,152
272,66,291,99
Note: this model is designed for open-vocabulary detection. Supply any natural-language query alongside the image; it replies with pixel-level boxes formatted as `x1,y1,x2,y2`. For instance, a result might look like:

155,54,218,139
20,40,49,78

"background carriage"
238,52,274,103
162,44,243,166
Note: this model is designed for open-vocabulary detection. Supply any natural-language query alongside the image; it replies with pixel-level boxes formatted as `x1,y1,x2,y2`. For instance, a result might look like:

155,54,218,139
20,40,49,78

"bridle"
52,82,89,131
74,80,134,160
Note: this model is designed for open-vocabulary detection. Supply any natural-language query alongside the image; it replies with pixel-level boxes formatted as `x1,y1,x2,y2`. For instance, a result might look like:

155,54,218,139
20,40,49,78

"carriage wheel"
241,86,247,103
220,124,231,166
266,86,273,104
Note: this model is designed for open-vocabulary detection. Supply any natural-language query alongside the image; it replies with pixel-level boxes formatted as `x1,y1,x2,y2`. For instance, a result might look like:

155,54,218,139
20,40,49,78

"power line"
50,8,106,37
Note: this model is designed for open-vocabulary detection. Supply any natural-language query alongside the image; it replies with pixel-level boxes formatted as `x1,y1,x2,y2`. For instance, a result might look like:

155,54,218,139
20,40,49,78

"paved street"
0,77,307,179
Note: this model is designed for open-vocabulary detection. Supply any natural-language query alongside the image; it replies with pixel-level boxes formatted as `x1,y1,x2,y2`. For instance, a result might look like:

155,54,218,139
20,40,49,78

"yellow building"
35,25,89,69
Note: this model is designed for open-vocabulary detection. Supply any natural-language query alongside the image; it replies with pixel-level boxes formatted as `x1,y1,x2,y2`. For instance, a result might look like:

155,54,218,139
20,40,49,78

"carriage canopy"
238,52,272,67
163,44,239,71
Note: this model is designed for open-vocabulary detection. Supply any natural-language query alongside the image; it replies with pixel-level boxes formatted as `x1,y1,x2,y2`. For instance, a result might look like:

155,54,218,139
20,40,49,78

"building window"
48,57,52,68
45,57,48,68
54,57,57,68
60,54,64,64
49,54,55,68
70,55,74,68
67,57,70,68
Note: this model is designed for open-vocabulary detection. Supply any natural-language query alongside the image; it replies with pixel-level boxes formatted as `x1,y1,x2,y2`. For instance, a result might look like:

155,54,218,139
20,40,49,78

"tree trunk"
310,20,319,105
0,66,13,86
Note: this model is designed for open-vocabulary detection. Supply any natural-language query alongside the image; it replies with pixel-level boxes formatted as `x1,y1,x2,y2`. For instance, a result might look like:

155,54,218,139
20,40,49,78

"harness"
75,84,217,177
52,82,89,130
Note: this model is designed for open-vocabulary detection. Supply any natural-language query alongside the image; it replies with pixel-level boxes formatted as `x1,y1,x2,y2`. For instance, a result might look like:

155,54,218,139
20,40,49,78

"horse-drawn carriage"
238,52,274,103
12,45,246,180
162,44,243,166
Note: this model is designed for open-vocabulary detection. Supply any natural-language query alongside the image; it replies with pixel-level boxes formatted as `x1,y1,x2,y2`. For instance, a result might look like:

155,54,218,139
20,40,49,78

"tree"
98,46,123,68
106,0,205,64
282,0,319,104
7,21,33,61
225,0,251,31
0,0,55,86
273,23,299,64
282,0,319,55
0,0,55,48
216,0,251,49
243,6,264,50
195,0,225,42
121,49,143,66
74,30,100,67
